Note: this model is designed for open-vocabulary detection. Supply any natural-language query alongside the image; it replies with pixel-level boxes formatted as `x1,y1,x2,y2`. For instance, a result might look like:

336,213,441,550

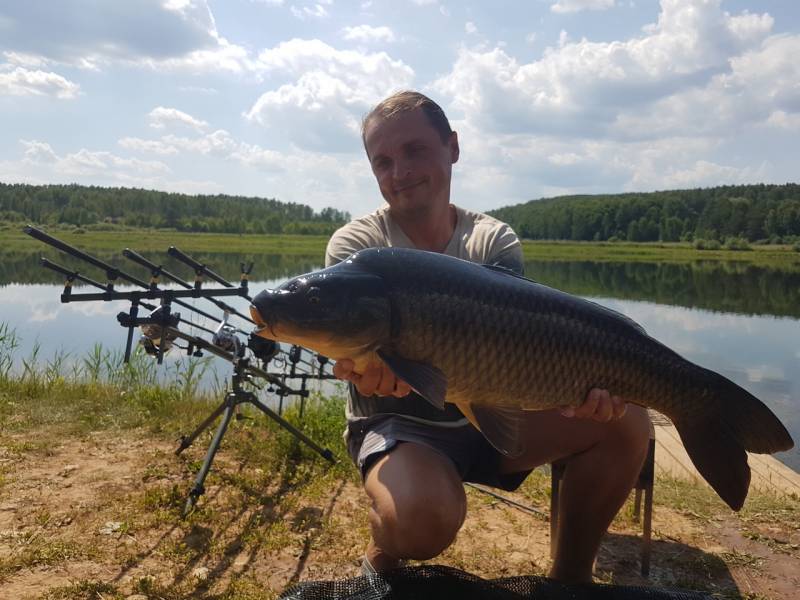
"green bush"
793,242,800,252
693,238,721,250
723,237,752,251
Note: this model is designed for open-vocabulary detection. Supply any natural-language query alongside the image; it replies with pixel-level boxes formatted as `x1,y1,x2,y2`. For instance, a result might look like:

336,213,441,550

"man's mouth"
394,179,426,193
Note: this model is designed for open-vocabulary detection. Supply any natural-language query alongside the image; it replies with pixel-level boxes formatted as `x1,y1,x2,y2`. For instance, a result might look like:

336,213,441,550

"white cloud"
147,106,209,131
525,33,537,44
551,0,615,14
58,149,171,177
0,1,252,73
0,65,79,98
118,137,181,155
119,130,237,157
249,39,414,151
342,25,396,43
291,4,330,20
3,51,50,68
18,139,170,179
434,0,778,141
465,22,477,35
21,140,58,163
767,110,800,131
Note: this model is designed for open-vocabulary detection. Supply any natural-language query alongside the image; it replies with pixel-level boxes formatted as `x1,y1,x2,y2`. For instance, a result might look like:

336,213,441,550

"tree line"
488,184,800,243
0,183,350,235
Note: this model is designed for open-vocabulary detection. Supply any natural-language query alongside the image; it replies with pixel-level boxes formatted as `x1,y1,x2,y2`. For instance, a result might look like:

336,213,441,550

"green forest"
0,182,350,235
3,181,800,242
488,183,800,243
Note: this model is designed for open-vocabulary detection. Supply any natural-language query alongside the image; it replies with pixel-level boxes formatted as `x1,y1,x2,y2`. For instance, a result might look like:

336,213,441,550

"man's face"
364,108,459,219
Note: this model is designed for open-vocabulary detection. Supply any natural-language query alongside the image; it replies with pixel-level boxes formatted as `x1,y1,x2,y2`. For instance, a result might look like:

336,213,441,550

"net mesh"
279,565,713,600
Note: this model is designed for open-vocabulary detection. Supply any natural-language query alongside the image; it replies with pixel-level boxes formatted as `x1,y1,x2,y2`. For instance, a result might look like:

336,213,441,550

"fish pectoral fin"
471,404,526,459
377,350,447,410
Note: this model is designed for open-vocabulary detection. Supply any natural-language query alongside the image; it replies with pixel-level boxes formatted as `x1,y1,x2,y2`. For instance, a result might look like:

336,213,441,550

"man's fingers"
394,380,412,397
332,359,355,381
611,396,627,420
593,394,614,423
357,363,382,396
574,388,601,418
376,362,397,396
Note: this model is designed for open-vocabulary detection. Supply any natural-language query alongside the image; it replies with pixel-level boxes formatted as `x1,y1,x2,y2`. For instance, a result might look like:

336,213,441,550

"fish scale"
251,247,794,510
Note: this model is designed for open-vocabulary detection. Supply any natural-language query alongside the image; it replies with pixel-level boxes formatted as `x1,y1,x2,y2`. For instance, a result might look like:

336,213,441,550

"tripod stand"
175,356,336,517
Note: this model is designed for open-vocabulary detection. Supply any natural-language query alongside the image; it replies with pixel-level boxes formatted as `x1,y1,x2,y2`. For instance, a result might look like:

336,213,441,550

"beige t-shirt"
325,203,524,426
326,204,523,273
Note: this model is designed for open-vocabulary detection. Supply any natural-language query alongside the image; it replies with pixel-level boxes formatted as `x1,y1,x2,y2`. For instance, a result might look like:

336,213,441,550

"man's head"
362,91,459,220
361,91,453,149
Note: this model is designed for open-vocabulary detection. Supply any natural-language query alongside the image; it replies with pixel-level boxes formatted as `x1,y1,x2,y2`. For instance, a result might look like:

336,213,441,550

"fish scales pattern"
386,257,694,418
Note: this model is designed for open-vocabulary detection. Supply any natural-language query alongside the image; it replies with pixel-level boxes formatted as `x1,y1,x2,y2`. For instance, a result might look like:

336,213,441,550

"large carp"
250,247,794,510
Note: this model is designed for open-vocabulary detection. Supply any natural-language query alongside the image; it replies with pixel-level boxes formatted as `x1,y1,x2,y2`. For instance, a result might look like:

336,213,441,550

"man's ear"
449,131,460,164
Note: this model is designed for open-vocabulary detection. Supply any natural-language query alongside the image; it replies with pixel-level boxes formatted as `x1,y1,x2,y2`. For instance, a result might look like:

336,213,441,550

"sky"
1,0,798,218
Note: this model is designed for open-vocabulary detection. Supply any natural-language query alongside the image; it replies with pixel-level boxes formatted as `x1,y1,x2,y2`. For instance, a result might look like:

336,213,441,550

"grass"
2,227,329,256
2,327,799,598
521,239,800,267
4,226,800,268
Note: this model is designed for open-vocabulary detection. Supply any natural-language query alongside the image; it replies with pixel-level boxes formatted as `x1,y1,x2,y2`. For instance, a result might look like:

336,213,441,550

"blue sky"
1,0,798,218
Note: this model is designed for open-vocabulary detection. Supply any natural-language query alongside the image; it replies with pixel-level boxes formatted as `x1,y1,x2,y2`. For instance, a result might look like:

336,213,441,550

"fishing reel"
137,305,179,356
212,312,244,357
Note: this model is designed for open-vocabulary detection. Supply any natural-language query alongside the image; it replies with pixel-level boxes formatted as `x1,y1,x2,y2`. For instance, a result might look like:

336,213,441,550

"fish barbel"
250,247,794,510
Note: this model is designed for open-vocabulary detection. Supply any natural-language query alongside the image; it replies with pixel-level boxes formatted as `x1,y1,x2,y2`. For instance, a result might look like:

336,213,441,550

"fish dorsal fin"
377,350,447,410
471,404,526,458
481,263,533,281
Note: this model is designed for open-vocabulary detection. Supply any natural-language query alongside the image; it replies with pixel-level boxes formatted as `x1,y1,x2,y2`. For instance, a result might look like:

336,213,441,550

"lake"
1,247,799,470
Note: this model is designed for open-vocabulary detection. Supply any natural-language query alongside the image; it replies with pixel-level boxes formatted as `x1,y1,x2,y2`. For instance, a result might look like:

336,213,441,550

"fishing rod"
40,257,216,350
168,245,254,301
25,226,243,342
24,225,340,515
122,248,254,327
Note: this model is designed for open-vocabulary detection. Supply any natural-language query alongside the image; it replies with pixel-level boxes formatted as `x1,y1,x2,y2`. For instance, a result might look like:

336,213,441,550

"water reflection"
0,247,321,286
592,298,800,471
1,252,798,469
524,260,800,318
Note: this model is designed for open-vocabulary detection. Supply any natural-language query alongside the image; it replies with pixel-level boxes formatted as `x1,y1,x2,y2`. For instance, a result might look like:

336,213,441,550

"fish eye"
307,286,321,304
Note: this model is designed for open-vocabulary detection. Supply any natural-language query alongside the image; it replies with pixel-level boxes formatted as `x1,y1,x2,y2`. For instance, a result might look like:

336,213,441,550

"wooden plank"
650,416,800,496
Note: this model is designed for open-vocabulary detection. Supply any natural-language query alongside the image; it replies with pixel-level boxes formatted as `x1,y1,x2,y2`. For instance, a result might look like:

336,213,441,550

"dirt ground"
1,428,798,599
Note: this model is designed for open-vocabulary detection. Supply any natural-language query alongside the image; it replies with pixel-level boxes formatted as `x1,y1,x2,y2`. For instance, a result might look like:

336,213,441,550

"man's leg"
500,405,650,583
364,442,467,571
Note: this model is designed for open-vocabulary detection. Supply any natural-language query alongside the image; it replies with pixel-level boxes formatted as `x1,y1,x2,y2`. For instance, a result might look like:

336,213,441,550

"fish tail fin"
672,414,751,510
671,369,794,511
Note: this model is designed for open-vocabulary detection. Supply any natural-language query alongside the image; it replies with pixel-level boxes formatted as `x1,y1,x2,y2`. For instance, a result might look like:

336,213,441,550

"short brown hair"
361,90,453,148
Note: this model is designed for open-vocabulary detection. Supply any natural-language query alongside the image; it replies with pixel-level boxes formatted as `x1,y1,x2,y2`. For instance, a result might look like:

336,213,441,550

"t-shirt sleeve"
486,223,524,275
325,222,378,267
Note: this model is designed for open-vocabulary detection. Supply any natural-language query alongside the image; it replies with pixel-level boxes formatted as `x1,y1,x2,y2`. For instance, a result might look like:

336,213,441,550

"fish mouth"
249,304,277,340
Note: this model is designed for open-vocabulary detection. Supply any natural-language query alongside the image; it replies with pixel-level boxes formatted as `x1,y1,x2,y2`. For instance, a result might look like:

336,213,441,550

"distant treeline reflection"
525,260,800,318
5,250,800,319
1,250,321,287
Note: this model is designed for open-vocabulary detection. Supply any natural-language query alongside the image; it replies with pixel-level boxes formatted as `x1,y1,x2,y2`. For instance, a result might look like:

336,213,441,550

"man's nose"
392,157,412,179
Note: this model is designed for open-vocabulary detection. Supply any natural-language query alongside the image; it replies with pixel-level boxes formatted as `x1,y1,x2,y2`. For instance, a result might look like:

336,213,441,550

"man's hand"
333,358,412,398
560,388,627,422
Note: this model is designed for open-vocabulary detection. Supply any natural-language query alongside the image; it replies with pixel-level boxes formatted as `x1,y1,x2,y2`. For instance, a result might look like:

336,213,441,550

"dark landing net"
279,565,713,600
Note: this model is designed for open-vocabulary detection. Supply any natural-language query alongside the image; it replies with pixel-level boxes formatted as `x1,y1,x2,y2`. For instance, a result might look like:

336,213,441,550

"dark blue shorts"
346,415,531,492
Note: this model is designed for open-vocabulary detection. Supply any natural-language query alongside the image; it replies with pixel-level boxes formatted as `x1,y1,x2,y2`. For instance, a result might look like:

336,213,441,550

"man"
326,91,650,583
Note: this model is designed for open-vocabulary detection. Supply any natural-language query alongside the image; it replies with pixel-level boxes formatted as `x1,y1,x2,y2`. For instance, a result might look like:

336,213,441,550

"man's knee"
614,404,650,459
372,491,464,559
365,444,467,560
